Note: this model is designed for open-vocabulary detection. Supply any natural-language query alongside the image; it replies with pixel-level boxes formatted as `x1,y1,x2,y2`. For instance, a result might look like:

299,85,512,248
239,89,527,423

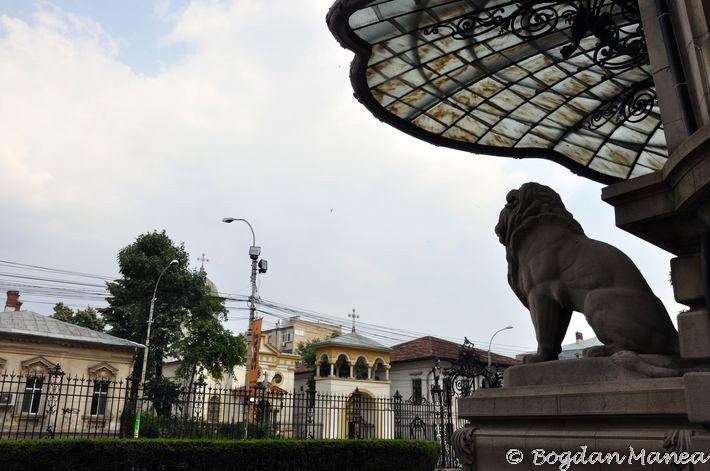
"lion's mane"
495,182,584,305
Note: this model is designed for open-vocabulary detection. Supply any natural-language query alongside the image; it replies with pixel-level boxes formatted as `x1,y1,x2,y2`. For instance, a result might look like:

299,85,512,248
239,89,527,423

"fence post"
393,390,402,439
431,360,448,468
40,364,64,439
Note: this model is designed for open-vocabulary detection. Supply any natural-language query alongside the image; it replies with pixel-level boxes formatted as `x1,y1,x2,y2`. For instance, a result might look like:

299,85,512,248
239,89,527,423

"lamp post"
222,217,267,439
487,326,513,369
133,258,178,439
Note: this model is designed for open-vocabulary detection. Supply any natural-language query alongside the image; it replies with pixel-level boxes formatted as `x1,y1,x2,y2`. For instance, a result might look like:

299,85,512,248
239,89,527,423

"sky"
0,0,684,359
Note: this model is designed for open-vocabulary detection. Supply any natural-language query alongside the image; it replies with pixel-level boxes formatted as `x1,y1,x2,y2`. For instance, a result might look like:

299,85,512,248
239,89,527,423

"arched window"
372,358,386,381
346,389,376,439
354,356,368,380
336,354,350,378
318,354,330,377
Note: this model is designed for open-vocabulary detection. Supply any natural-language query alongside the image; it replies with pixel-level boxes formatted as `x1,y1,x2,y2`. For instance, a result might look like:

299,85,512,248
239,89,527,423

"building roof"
517,336,603,360
262,315,342,334
561,337,603,352
294,363,312,375
391,336,520,367
0,310,143,350
313,331,391,352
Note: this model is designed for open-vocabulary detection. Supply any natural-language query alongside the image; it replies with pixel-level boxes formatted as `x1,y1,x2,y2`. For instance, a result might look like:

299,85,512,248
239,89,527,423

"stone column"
672,254,710,361
384,365,390,381
315,361,322,377
367,364,373,380
329,360,336,377
348,361,355,379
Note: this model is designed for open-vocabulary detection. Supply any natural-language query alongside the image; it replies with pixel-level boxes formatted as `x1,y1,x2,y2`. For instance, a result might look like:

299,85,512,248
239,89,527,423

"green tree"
51,303,74,323
295,331,341,390
101,230,245,383
51,303,105,331
174,282,247,384
295,331,340,369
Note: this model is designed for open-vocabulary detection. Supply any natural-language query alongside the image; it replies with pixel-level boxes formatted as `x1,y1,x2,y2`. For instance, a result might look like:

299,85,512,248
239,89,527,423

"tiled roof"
391,336,520,367
294,363,313,375
0,310,143,349
313,331,391,352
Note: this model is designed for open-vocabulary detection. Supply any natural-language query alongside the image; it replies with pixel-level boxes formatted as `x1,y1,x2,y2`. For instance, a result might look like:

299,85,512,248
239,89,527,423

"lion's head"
495,182,582,247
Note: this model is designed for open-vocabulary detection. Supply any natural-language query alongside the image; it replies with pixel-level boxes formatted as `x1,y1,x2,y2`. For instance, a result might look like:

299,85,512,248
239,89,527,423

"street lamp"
487,326,514,369
222,217,267,439
133,258,178,439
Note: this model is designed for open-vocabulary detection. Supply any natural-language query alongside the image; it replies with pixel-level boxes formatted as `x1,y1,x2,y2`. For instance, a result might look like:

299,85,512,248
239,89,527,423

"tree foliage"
144,377,182,417
101,230,246,383
51,303,105,331
295,331,340,368
174,283,247,383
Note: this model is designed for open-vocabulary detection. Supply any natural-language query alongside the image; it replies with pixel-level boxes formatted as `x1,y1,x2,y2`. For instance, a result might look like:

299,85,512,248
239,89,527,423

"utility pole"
222,217,267,439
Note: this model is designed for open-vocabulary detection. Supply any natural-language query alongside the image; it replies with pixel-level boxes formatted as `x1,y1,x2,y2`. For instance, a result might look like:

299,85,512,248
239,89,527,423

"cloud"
0,0,683,354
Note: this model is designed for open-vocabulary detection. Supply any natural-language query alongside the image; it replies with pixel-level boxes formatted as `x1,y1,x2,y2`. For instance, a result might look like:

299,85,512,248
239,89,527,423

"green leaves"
295,331,340,368
100,230,246,383
51,303,105,331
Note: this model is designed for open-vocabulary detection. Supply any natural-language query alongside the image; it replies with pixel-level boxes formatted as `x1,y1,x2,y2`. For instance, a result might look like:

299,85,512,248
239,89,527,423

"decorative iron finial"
197,253,210,271
348,308,359,332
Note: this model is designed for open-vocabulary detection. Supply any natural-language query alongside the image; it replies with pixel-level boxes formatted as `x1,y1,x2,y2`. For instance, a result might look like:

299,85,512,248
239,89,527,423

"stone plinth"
454,363,710,470
503,356,680,387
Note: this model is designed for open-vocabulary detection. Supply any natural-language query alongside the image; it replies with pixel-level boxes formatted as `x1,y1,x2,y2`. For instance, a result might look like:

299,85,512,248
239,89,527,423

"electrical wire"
0,259,535,355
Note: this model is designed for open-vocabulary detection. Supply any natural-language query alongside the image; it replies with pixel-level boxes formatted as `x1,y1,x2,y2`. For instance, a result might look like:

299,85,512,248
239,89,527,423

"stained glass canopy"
327,0,668,184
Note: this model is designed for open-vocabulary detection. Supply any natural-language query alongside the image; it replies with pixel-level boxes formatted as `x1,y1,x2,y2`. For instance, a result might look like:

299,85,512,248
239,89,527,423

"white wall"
314,377,391,397
389,359,452,402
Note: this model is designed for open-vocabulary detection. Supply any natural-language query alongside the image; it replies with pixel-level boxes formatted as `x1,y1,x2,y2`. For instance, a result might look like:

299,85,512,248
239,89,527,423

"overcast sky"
0,0,683,358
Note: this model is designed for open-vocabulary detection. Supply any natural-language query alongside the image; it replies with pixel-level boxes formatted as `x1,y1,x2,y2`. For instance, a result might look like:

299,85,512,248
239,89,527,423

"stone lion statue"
495,182,679,363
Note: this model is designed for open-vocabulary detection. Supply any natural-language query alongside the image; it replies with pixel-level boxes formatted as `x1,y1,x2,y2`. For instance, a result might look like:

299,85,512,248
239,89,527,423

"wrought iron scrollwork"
586,78,656,129
445,338,503,396
431,339,504,468
422,7,506,39
422,0,647,73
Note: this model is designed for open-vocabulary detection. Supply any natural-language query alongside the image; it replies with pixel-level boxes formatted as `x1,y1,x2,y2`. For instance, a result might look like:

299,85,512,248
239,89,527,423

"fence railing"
0,368,133,439
0,370,465,443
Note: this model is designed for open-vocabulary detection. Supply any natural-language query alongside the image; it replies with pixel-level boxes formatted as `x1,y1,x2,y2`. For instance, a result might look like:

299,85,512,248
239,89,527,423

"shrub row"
0,438,440,471
139,415,275,439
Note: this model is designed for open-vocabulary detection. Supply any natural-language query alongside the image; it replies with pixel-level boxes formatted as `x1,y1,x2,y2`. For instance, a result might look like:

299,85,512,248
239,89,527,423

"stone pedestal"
454,127,710,468
455,361,710,470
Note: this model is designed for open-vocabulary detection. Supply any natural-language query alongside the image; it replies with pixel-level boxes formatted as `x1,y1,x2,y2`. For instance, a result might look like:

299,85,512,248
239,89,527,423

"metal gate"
432,338,503,468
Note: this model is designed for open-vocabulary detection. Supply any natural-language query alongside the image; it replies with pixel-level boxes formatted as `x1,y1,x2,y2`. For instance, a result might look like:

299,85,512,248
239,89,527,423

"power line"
0,259,535,354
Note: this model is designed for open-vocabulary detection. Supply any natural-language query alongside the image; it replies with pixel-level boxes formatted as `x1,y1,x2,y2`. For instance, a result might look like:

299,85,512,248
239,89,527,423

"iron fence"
0,338,503,469
0,366,134,439
0,369,463,443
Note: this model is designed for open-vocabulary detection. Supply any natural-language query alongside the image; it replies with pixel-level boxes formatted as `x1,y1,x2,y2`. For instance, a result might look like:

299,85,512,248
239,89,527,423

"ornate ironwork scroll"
422,0,647,73
430,339,504,468
42,364,65,438
423,7,506,39
445,338,503,396
585,78,657,129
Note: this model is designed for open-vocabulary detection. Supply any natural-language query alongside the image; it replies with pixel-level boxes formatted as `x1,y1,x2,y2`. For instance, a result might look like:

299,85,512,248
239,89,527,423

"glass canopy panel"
327,0,667,184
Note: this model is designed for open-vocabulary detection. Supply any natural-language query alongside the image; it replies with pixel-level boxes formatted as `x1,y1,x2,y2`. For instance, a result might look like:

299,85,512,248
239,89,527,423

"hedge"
0,438,440,471
139,415,275,439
